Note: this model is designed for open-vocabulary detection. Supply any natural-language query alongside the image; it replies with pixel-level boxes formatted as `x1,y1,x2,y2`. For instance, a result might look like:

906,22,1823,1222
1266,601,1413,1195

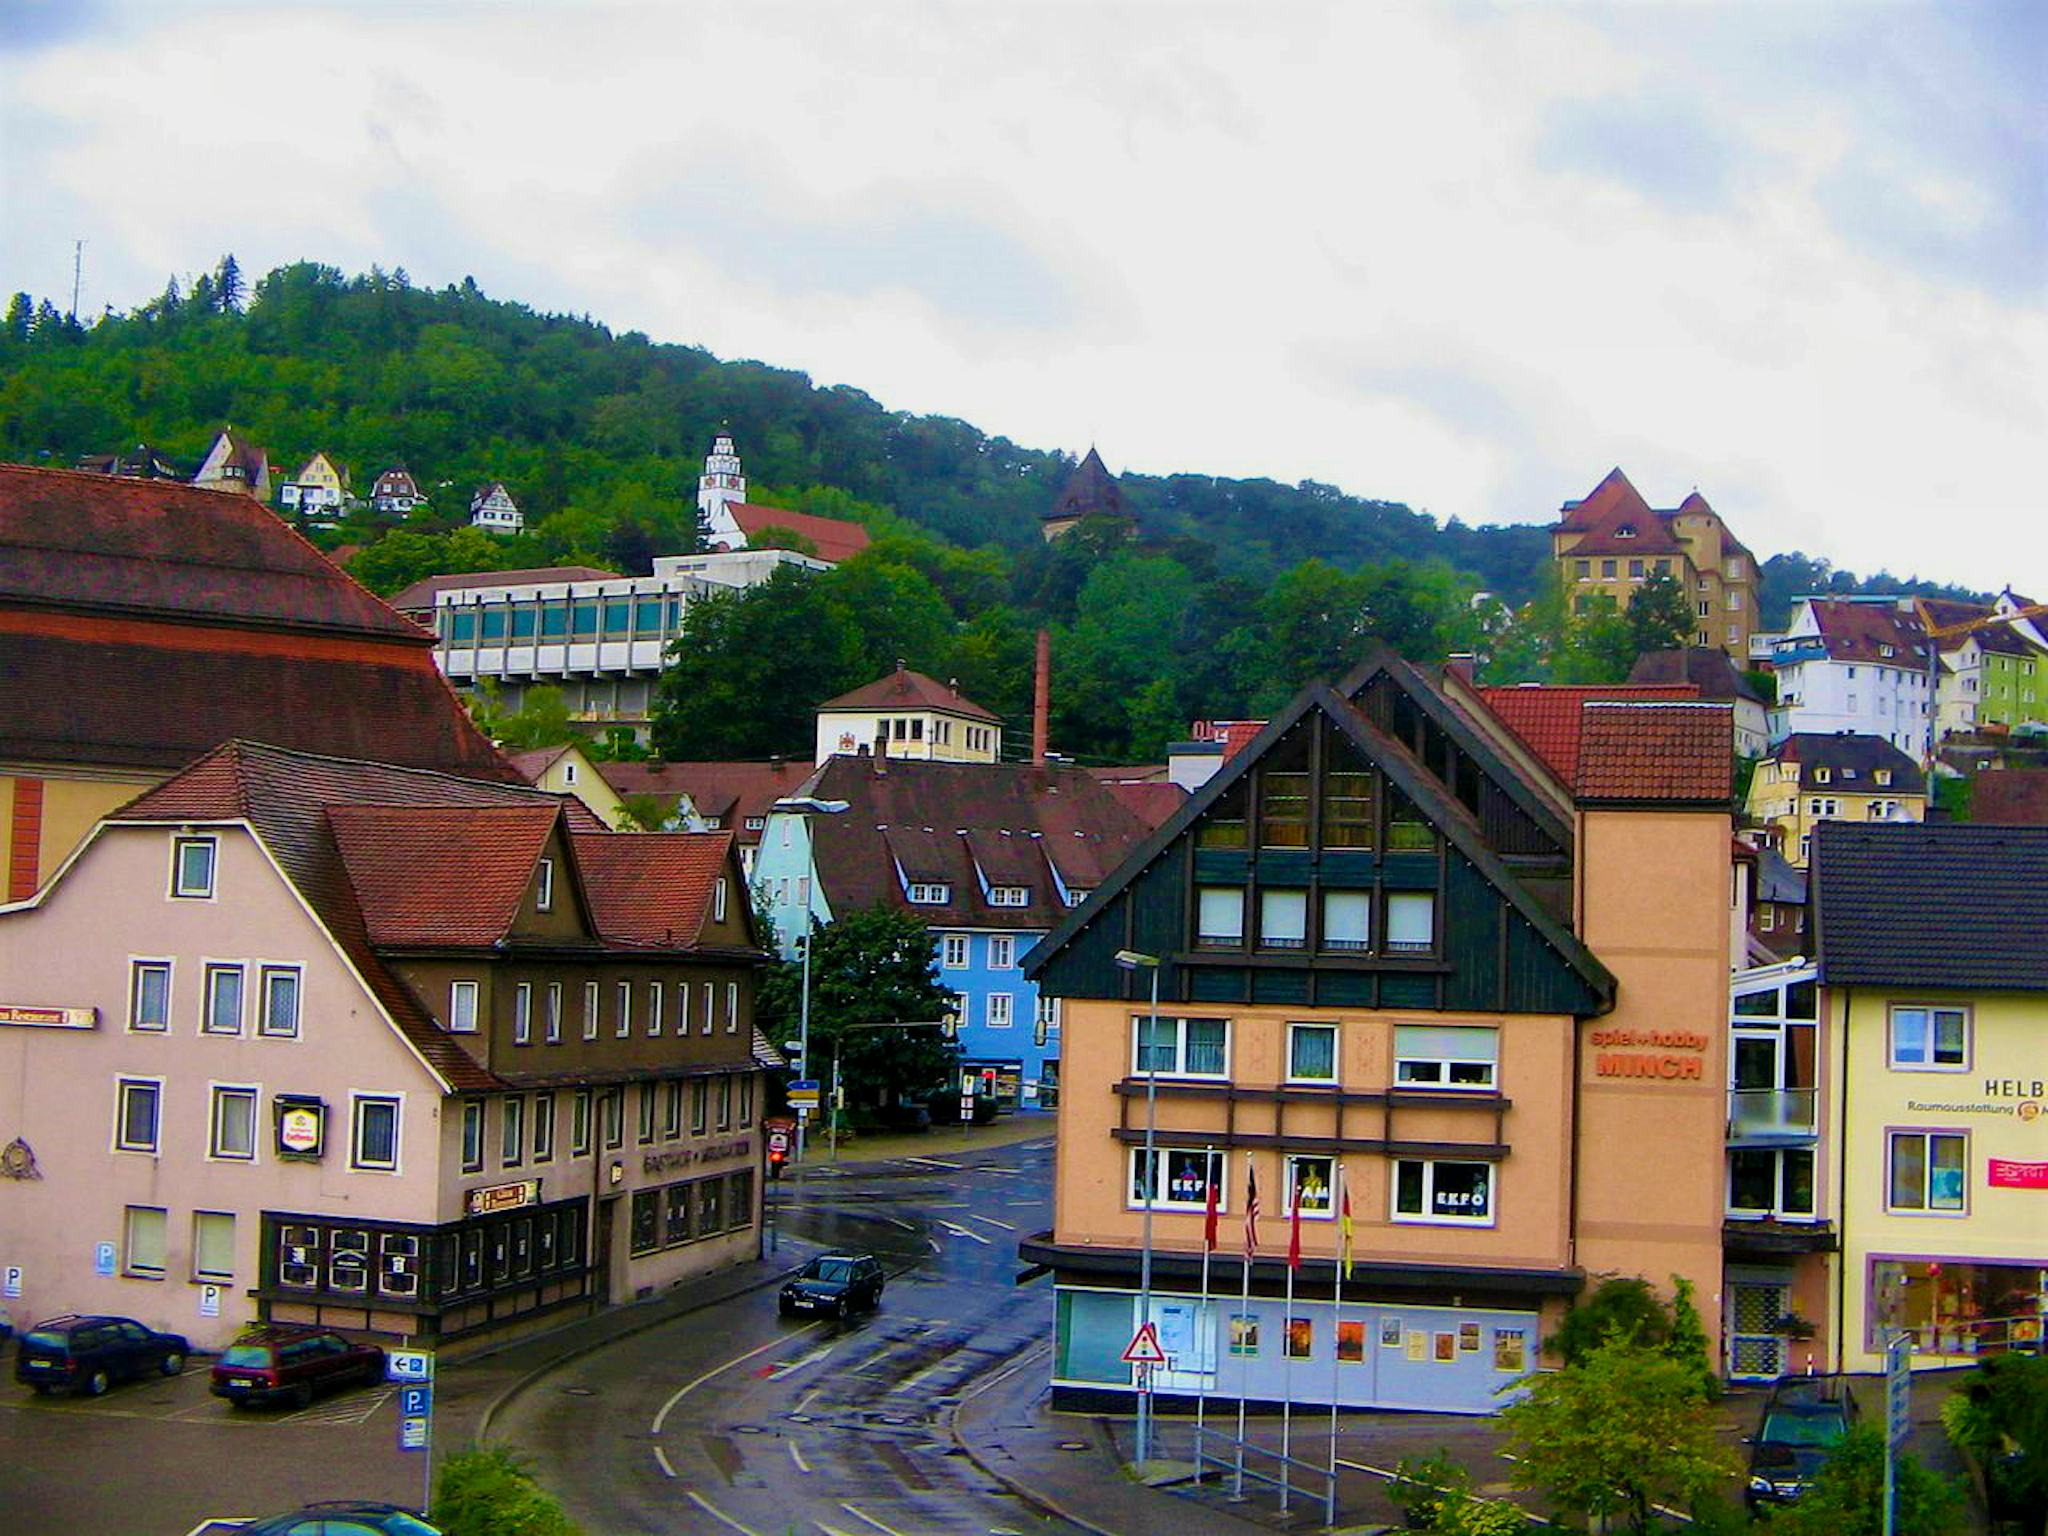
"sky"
2,0,2042,588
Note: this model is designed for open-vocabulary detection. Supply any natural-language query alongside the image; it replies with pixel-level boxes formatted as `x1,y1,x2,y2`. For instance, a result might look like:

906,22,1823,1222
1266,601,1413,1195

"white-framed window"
613,980,631,1039
545,981,563,1044
1815,768,1832,785
1132,1016,1229,1078
714,878,728,923
533,1092,556,1162
192,1211,235,1283
536,857,555,912
1888,1130,1967,1213
990,885,1029,907
726,981,739,1033
702,981,715,1035
1065,887,1090,907
908,882,951,905
1034,995,1061,1044
115,1077,162,1153
942,934,970,969
987,993,1014,1029
1384,892,1436,954
1286,1022,1338,1083
502,1096,525,1167
1394,1025,1499,1090
1320,890,1371,952
1889,1006,1968,1071
124,1206,167,1278
1393,1158,1494,1225
663,1079,683,1139
461,1101,484,1173
1285,1154,1336,1218
259,966,301,1038
448,979,479,1034
209,1085,258,1161
1196,886,1245,948
1258,888,1308,950
172,836,217,899
1128,1146,1224,1212
648,982,665,1037
202,963,245,1035
513,983,533,1045
677,982,691,1036
570,1089,592,1157
989,935,1016,969
129,960,172,1032
350,1094,401,1172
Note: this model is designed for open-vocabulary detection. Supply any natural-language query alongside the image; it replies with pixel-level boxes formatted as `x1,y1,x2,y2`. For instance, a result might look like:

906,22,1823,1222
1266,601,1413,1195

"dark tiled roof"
1812,821,2048,990
726,503,871,565
818,666,1001,724
0,464,426,638
1970,769,2048,826
1043,447,1126,525
1802,599,1930,664
1629,647,1766,703
597,759,817,844
1770,734,1925,795
1473,684,1700,787
384,566,616,613
330,804,562,947
1575,702,1735,804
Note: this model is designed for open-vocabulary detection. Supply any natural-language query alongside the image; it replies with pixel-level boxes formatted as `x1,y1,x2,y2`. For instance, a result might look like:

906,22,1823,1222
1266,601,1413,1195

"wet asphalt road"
491,1134,1094,1536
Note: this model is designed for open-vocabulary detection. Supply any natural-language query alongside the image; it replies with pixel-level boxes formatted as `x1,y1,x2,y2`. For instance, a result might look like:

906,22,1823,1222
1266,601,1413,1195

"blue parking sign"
399,1414,430,1452
399,1385,432,1416
387,1348,435,1383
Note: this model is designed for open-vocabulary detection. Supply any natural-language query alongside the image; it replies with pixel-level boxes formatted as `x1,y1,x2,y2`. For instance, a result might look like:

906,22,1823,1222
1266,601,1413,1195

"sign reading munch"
1591,1026,1708,1081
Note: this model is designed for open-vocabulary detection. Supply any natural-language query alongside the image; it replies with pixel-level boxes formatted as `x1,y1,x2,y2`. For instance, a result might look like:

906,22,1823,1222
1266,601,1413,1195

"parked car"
1745,1375,1862,1513
779,1252,885,1319
210,1325,387,1409
13,1313,189,1396
235,1500,440,1535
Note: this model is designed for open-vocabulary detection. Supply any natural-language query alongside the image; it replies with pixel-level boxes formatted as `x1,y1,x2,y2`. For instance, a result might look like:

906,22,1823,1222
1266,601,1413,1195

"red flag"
1203,1158,1220,1253
1287,1174,1303,1271
1242,1161,1261,1261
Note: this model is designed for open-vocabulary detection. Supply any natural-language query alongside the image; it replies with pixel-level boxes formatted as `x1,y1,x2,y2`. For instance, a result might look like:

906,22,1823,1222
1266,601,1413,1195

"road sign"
1133,1360,1153,1395
387,1348,435,1384
400,1384,433,1417
1886,1333,1913,1448
767,1129,791,1154
787,1079,821,1110
399,1414,430,1452
1122,1321,1169,1366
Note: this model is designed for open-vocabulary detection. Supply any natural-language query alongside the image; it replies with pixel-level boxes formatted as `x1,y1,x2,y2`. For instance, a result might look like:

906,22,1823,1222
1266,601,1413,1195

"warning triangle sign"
1121,1321,1169,1365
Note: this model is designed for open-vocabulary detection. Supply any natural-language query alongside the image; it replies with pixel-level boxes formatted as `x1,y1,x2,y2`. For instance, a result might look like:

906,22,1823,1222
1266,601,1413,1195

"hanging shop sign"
275,1095,327,1160
0,1003,95,1029
465,1179,541,1216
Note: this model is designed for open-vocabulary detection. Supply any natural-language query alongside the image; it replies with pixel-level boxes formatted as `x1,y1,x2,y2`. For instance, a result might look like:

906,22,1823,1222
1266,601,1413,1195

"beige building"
814,666,1003,766
1744,733,1926,867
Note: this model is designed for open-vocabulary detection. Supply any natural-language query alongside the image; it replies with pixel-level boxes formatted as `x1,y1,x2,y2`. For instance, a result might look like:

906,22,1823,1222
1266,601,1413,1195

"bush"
433,1446,583,1536
1760,1425,1963,1536
1546,1276,1672,1366
1385,1450,1532,1533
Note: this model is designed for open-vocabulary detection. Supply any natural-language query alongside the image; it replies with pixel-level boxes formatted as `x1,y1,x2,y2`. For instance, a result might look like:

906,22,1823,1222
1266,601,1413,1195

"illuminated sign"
465,1180,541,1216
0,1004,95,1029
275,1096,326,1159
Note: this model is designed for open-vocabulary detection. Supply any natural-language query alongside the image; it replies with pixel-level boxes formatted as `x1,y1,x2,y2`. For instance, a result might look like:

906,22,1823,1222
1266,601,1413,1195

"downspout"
1833,988,1851,1377
1567,809,1588,1274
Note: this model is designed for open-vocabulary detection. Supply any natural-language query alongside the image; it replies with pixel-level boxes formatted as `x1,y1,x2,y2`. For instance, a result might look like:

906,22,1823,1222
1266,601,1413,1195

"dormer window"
536,857,555,912
1814,769,1831,785
1065,887,1091,907
1615,524,1637,538
1875,769,1893,786
745,815,766,832
908,882,951,905
989,885,1030,907
1841,768,1857,780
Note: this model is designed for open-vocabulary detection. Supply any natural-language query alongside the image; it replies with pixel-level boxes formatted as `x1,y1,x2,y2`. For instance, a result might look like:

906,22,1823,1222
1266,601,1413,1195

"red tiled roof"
1101,780,1187,828
503,745,573,781
331,805,562,947
1805,599,1931,665
1474,684,1700,786
0,465,422,638
1574,702,1735,803
725,503,871,566
570,830,737,949
818,666,1001,723
596,759,817,844
1971,769,2048,826
384,565,617,613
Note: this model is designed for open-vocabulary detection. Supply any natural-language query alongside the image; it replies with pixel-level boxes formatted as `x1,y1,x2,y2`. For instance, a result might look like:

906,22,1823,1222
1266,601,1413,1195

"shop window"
1284,1154,1335,1218
129,960,172,1032
629,1191,660,1256
1132,1016,1228,1078
698,1177,723,1234
729,1170,755,1230
1128,1147,1224,1212
1320,890,1371,952
1196,887,1245,949
1394,1025,1497,1090
1287,1023,1337,1083
664,1182,693,1245
1870,1258,2048,1356
1889,1006,1968,1070
1392,1158,1494,1225
1888,1130,1967,1212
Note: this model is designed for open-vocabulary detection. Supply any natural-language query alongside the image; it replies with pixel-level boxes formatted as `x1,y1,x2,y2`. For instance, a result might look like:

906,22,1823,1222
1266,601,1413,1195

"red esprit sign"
1988,1159,2048,1190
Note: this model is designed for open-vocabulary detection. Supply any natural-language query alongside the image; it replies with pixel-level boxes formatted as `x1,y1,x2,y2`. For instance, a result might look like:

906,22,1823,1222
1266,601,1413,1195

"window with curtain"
1258,889,1308,950
1385,891,1436,953
1197,887,1245,948
1320,890,1372,951
1287,1023,1338,1082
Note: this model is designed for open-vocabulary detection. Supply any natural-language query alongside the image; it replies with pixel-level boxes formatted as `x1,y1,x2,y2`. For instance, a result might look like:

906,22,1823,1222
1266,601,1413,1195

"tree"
470,683,577,751
1764,1426,1963,1536
1943,1353,2048,1534
1547,1275,1672,1365
215,253,245,315
754,904,960,1111
1626,571,1692,658
1499,1336,1734,1535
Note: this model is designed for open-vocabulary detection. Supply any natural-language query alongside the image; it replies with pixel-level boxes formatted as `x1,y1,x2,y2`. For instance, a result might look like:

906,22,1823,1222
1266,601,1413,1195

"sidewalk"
788,1109,1056,1169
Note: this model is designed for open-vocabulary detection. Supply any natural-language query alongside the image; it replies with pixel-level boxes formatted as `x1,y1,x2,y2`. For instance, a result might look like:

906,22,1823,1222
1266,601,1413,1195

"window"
989,935,1016,970
1602,559,1617,578
513,983,533,1045
448,979,479,1034
1132,1016,1228,1078
602,1087,624,1149
990,885,1030,906
726,982,739,1033
1888,1131,1967,1212
172,836,216,899
1628,558,1644,578
908,883,951,905
717,1074,733,1130
714,878,728,923
942,934,969,969
116,1078,161,1153
501,1096,525,1167
570,1090,592,1156
1728,1147,1816,1218
1574,559,1591,578
1384,891,1436,953
676,983,690,1035
1285,1154,1336,1217
987,993,1014,1029
1065,887,1090,907
1259,769,1310,847
461,1102,484,1172
545,982,563,1044
1258,888,1308,950
536,857,555,912
702,981,715,1035
1321,890,1371,952
648,982,664,1037
663,1080,682,1138
691,1078,708,1135
193,1211,235,1282
1035,995,1061,1045
1394,1025,1499,1090
210,1086,257,1161
1196,886,1246,948
630,1190,660,1256
739,1074,755,1126
613,981,631,1039
1287,1023,1338,1083
124,1206,167,1278
129,960,171,1032
351,1095,401,1171
1322,770,1375,848
203,963,245,1035
639,1084,657,1144
664,1183,694,1245
259,966,301,1038
1393,1159,1494,1224
1890,1006,1968,1070
1128,1147,1224,1211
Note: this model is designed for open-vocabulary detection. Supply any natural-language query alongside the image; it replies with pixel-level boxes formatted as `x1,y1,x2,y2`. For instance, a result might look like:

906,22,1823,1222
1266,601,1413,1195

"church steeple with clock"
698,430,748,547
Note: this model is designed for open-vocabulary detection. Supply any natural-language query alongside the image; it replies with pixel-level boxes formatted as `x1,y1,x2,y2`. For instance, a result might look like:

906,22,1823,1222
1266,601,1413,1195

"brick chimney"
1033,628,1051,767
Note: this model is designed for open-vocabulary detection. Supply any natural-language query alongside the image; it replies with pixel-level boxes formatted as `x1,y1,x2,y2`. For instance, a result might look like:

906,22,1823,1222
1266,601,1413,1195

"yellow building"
505,742,633,829
813,666,1003,766
1745,733,1926,867
1812,822,2048,1374
1552,468,1761,658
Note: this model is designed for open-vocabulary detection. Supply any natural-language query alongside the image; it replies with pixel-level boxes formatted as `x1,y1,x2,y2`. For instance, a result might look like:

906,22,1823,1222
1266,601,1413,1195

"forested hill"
0,259,1553,594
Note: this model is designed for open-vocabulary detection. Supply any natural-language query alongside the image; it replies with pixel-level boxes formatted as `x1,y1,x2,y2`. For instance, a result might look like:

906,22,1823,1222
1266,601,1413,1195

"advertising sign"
1988,1159,2048,1190
0,1004,95,1029
464,1179,540,1216
275,1096,326,1159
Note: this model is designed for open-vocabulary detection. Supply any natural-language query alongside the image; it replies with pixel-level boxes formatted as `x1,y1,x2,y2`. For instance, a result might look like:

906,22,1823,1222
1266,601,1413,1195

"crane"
1912,598,2048,768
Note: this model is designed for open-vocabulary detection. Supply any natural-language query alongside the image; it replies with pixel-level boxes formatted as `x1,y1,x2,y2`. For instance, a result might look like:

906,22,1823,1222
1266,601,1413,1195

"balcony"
1727,1087,1818,1146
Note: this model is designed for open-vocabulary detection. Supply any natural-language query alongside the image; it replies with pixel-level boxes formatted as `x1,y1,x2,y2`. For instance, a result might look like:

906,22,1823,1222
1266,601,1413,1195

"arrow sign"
1122,1321,1169,1365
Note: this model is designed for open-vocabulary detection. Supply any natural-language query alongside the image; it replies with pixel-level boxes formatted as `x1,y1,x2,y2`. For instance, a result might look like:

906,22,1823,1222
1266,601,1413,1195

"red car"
210,1326,386,1409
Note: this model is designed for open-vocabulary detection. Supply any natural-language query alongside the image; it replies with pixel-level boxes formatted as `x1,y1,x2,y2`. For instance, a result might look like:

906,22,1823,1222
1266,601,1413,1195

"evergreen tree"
215,254,245,314
1626,570,1693,657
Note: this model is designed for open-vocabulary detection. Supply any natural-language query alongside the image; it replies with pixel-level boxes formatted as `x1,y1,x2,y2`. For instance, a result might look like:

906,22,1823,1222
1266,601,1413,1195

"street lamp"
770,795,850,1165
1115,946,1163,1471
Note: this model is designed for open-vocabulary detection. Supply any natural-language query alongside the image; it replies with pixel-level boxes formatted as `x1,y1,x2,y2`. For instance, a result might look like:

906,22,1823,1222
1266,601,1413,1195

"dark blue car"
14,1313,189,1396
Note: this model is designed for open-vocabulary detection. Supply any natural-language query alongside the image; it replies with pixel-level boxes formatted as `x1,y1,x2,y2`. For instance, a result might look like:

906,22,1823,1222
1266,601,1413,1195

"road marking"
789,1440,812,1473
927,1238,941,1254
653,1446,678,1478
768,1343,836,1381
841,1502,912,1536
886,1217,916,1231
794,1387,824,1414
687,1489,765,1536
939,1220,991,1245
899,1156,963,1170
652,1321,825,1433
968,1214,1016,1231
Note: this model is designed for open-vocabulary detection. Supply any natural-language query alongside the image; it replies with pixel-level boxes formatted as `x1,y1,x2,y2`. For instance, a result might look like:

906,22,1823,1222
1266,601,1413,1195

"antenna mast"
70,240,83,322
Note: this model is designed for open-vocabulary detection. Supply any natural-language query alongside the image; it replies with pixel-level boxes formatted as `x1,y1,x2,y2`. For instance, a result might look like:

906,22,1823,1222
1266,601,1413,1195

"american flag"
1242,1161,1261,1261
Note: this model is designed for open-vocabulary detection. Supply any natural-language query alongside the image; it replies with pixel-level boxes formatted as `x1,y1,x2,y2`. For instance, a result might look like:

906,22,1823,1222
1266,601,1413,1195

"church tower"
1040,446,1132,543
698,430,748,548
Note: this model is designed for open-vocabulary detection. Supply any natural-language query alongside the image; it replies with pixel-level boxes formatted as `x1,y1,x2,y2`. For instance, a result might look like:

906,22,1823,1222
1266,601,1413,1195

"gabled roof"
1798,599,1930,665
504,744,574,781
596,758,817,843
1769,733,1925,795
1471,683,1699,792
818,665,1001,724
1043,447,1126,525
1628,647,1766,703
1917,597,2034,656
1553,467,1684,556
330,804,562,947
1971,769,2048,826
1574,702,1734,804
384,565,617,613
726,503,871,565
0,464,427,639
1812,822,2048,991
571,830,740,950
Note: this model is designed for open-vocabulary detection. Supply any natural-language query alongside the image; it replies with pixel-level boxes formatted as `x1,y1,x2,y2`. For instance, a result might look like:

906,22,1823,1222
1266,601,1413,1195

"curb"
945,1342,1125,1536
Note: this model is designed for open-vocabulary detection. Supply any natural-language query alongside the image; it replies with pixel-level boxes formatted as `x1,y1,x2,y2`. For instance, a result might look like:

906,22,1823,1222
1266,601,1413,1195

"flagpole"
1235,1158,1257,1501
1197,1144,1216,1467
1329,1161,1343,1494
1282,1176,1299,1515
